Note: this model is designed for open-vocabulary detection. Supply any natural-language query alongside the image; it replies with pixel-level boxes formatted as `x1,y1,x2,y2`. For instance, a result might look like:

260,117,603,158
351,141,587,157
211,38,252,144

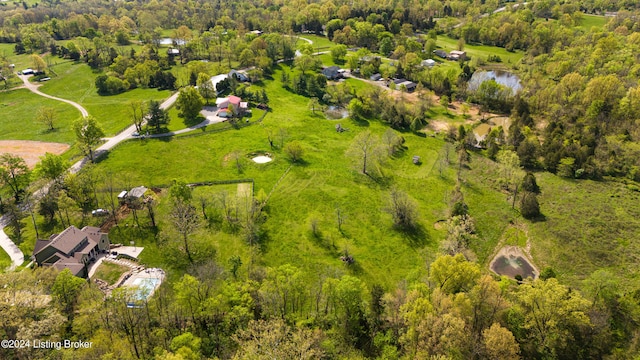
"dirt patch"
0,140,70,168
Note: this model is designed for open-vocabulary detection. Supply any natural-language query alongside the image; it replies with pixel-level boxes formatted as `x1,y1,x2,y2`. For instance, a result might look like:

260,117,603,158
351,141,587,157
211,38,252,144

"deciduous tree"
176,86,204,121
346,130,385,175
35,106,57,131
73,116,105,162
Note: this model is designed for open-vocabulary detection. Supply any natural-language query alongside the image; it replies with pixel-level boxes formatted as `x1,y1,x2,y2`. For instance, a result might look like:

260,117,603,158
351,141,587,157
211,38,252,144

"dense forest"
2,0,640,359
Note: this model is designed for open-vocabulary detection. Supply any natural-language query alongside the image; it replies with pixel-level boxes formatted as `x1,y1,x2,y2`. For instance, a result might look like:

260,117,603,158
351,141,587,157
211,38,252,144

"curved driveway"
18,74,89,117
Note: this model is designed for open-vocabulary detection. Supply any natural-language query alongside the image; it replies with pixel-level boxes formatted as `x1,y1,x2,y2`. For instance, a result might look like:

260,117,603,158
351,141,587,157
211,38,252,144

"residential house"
322,66,342,80
33,226,111,278
370,73,382,81
421,59,436,68
398,81,417,92
167,48,180,56
449,50,467,61
433,50,448,58
390,78,417,92
216,95,248,116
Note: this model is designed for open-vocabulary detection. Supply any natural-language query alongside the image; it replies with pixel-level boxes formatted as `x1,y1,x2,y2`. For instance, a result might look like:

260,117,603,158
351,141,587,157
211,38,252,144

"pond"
491,254,537,279
468,70,522,95
490,246,538,280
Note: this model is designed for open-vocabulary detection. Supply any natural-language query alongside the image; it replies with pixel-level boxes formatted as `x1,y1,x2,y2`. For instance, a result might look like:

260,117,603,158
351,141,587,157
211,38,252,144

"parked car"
91,208,109,216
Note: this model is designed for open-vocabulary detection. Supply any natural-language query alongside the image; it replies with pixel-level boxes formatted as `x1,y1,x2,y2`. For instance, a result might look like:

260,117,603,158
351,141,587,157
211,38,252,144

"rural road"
18,74,89,117
1,79,181,270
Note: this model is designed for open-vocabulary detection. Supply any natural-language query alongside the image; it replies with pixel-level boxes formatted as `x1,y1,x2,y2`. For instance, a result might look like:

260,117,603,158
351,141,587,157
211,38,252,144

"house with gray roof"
33,226,110,278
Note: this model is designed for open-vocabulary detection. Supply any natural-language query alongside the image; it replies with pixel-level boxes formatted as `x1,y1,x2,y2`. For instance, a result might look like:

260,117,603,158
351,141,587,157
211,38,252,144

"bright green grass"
465,155,640,288
578,14,608,30
436,36,524,65
0,89,80,143
93,261,130,285
0,247,11,271
89,66,463,286
297,34,336,51
502,226,528,248
38,61,172,135
529,174,640,287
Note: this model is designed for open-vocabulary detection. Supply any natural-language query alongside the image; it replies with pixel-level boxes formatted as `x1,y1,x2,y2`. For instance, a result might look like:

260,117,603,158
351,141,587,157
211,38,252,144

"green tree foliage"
346,130,385,176
73,116,105,162
147,100,169,132
521,172,540,194
429,254,480,294
34,152,68,184
196,73,215,105
52,268,86,315
385,187,419,230
284,141,304,163
35,106,57,131
519,191,540,220
511,278,591,358
176,86,204,121
0,153,30,202
330,44,347,63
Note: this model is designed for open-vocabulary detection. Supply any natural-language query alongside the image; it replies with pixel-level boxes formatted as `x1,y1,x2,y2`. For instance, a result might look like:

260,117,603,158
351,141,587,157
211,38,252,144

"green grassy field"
296,34,336,51
436,35,524,65
84,66,465,286
466,155,640,288
38,61,172,135
0,248,10,271
0,89,80,143
578,14,608,30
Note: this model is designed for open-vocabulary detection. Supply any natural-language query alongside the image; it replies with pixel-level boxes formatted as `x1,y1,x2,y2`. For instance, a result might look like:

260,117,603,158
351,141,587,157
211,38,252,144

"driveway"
18,74,89,117
0,217,24,271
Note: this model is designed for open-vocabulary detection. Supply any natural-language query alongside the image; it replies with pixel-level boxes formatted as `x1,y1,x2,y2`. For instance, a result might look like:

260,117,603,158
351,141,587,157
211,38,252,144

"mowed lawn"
436,36,524,65
0,89,80,143
579,14,608,30
39,61,172,135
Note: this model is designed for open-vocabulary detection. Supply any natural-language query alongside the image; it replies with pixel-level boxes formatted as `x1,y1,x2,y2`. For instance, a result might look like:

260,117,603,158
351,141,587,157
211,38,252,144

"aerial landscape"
1,0,640,358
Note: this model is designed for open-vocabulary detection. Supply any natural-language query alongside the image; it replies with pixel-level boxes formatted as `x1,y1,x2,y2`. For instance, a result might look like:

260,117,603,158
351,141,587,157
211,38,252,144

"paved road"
0,216,25,271
1,80,180,271
18,74,89,117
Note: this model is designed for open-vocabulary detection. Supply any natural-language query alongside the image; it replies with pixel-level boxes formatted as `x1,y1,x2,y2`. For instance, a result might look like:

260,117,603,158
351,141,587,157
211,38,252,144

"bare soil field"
0,140,70,168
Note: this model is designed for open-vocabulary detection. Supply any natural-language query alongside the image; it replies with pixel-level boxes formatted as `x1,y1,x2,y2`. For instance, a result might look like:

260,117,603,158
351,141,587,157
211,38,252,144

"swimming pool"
126,276,162,307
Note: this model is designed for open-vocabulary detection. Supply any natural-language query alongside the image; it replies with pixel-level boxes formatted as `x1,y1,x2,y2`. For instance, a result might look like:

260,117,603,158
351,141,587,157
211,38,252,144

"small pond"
491,254,537,279
468,70,522,95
